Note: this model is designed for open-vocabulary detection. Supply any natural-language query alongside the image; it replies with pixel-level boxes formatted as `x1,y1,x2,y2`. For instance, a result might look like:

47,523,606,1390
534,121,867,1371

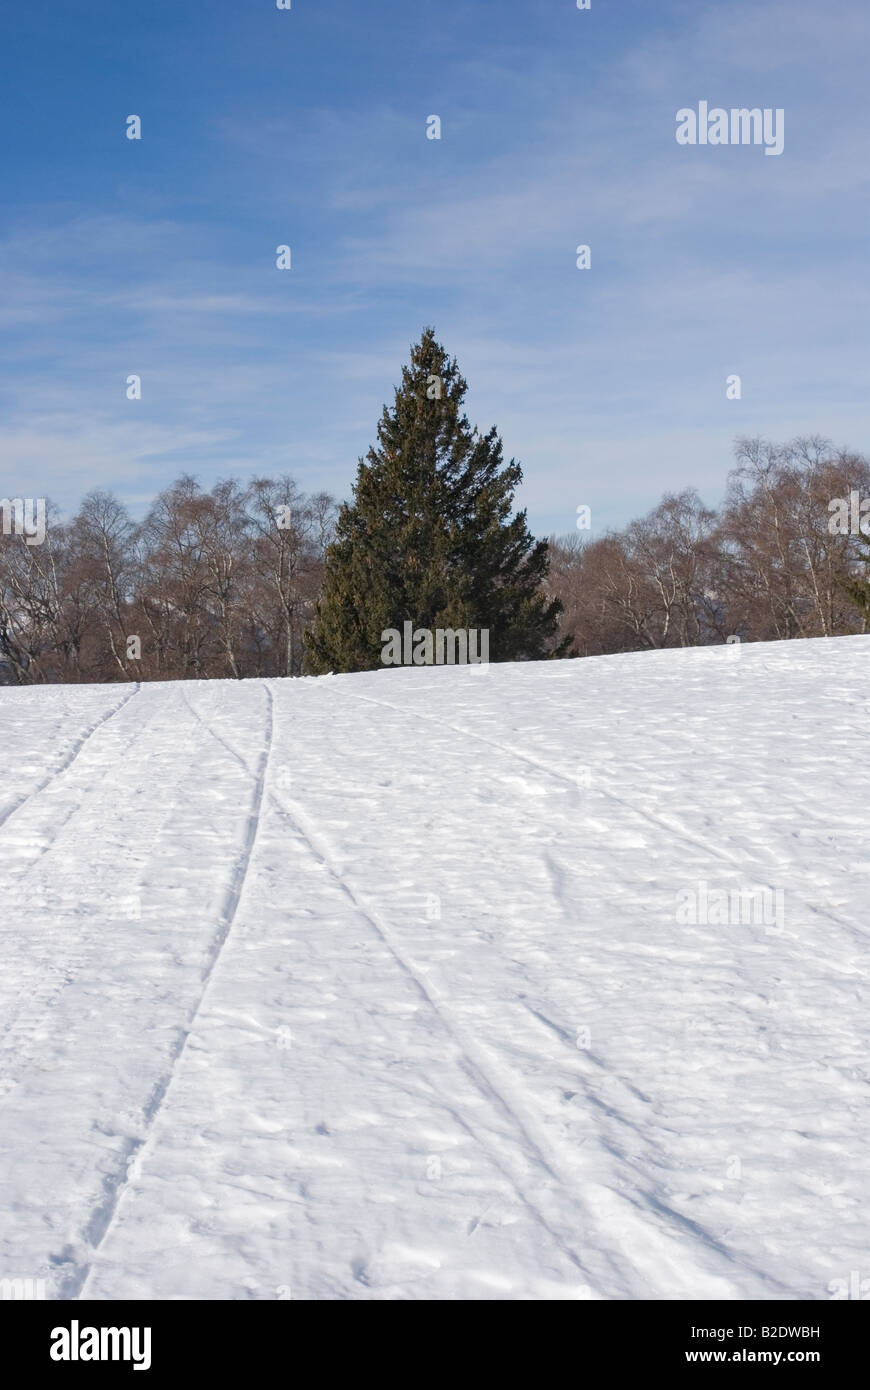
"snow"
0,635,868,1301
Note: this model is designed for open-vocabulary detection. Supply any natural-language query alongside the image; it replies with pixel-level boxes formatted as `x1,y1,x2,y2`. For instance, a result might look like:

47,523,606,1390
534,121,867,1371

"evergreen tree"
305,328,569,673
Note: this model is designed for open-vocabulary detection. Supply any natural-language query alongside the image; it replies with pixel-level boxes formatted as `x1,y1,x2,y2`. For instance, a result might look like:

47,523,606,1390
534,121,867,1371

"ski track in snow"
71,685,276,1298
0,683,148,1106
0,682,141,835
0,637,868,1300
172,703,608,1293
330,686,793,1298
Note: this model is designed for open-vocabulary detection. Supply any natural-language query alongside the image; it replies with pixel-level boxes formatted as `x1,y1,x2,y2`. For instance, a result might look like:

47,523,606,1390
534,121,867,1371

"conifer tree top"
304,328,568,673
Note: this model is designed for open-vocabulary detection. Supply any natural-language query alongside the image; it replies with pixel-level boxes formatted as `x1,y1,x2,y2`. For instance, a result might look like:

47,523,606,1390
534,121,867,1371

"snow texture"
0,635,868,1300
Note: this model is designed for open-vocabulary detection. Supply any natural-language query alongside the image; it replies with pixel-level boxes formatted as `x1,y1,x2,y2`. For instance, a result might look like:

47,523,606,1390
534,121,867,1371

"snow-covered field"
1,636,868,1301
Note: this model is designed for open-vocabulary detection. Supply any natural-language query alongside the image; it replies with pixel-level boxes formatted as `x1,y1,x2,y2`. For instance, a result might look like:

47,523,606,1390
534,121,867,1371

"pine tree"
304,328,569,673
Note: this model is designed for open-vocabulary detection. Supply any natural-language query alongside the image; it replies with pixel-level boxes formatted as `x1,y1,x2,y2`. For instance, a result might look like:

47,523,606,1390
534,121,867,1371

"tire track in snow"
342,687,749,872
0,682,141,835
343,686,870,951
61,683,276,1300
0,687,162,891
323,684,790,1297
0,682,144,1106
156,689,603,1292
265,781,758,1298
167,681,792,1297
64,680,759,1299
251,680,741,1297
0,688,214,1110
264,789,606,1291
180,686,256,775
415,692,868,1013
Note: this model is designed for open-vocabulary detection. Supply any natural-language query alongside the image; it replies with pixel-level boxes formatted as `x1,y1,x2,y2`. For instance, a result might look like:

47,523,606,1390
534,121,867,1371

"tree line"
0,476,336,683
549,435,870,656
2,330,869,683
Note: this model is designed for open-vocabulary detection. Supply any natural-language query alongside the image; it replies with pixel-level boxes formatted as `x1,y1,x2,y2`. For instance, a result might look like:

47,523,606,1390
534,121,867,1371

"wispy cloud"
0,0,867,532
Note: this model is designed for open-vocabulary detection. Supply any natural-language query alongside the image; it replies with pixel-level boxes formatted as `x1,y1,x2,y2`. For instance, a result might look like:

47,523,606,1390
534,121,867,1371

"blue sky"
1,0,867,537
